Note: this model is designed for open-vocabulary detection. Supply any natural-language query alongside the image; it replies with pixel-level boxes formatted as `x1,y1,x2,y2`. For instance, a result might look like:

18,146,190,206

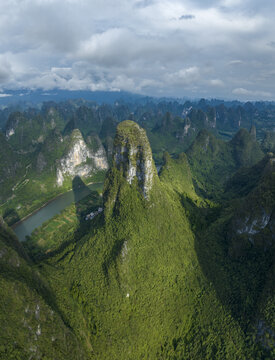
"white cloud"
77,28,137,66
165,67,200,86
222,0,245,8
227,60,244,66
232,88,272,98
0,0,274,99
209,79,224,87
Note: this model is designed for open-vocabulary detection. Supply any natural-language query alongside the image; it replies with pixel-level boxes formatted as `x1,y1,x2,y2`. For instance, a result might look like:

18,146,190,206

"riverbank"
13,182,104,241
11,182,103,229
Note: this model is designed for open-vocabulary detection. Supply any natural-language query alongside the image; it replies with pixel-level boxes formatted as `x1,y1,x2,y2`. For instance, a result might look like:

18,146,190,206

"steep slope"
159,151,202,203
262,130,275,153
0,132,24,203
195,154,275,355
0,217,86,360
224,155,271,199
230,128,263,167
228,153,275,255
104,120,158,205
5,111,55,153
186,129,235,196
32,121,267,359
187,128,264,198
56,129,108,186
149,110,206,160
63,106,100,137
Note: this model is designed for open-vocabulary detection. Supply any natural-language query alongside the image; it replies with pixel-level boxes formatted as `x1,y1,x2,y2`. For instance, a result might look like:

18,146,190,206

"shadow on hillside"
182,194,268,331
191,178,208,199
1,208,34,264
0,211,72,330
71,175,104,246
72,175,92,222
26,176,103,263
3,207,28,244
3,207,21,227
1,177,103,335
0,209,29,259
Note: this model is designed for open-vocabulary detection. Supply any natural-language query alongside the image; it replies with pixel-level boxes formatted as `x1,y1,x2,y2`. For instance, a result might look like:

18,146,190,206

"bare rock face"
5,112,22,139
112,120,157,199
86,134,108,169
56,129,108,186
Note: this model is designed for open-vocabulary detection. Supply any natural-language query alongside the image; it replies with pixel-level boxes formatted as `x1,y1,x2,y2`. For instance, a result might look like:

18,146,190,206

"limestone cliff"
103,120,158,218
5,112,22,139
112,120,157,199
56,129,108,186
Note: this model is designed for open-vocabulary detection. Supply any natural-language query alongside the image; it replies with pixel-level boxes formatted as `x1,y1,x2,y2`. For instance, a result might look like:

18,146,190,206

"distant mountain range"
0,89,154,107
1,88,275,109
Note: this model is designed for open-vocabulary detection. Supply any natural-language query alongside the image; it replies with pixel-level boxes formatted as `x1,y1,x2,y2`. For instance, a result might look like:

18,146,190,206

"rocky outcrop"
175,118,196,143
56,129,108,186
112,120,157,199
86,134,108,169
205,108,216,128
5,112,22,139
235,210,272,239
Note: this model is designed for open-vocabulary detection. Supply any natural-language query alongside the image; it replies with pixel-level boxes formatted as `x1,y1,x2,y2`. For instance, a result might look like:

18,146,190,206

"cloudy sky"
0,0,275,100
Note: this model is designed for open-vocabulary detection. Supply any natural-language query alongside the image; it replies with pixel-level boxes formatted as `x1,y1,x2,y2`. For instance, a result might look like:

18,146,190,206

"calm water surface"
13,183,103,241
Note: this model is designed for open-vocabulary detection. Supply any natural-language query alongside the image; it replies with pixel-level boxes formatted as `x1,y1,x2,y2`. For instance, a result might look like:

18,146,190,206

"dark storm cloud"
0,0,274,100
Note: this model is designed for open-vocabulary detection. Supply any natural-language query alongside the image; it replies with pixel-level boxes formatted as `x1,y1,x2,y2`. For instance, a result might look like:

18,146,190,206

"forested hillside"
1,0,275,357
0,117,274,359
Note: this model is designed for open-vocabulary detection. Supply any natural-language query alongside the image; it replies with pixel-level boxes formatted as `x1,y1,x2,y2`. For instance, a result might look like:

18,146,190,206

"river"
13,183,103,242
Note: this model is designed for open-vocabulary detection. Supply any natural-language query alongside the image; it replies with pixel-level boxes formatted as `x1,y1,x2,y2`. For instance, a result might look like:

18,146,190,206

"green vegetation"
24,188,102,261
186,128,264,198
0,217,87,360
262,131,275,152
1,171,106,226
0,120,107,226
0,103,274,359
